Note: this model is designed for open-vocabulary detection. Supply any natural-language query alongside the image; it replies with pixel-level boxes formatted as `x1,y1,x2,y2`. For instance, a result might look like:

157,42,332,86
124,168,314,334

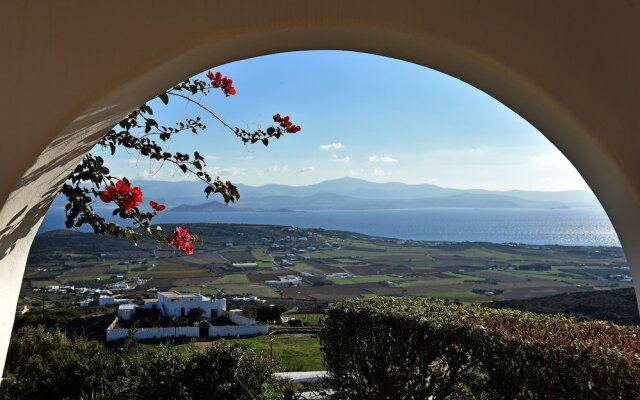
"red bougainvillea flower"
99,187,116,203
273,114,301,133
206,70,236,96
167,226,192,247
99,180,143,213
149,201,166,212
180,242,195,255
167,226,195,254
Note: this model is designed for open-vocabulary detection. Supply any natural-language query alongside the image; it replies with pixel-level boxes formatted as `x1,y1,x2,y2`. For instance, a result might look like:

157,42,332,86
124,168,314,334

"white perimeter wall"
106,315,268,341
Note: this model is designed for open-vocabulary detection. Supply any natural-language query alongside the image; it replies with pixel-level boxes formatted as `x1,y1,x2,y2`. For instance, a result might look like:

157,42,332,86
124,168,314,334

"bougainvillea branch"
59,71,301,254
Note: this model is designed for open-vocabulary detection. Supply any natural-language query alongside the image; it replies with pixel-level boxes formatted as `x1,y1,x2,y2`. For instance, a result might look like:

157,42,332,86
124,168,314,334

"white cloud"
137,169,158,179
218,167,246,176
368,155,398,164
528,153,567,167
331,154,351,163
235,155,254,161
349,169,362,176
373,168,386,176
268,165,289,173
205,155,220,161
205,166,247,176
320,142,344,151
297,167,315,174
257,165,290,176
127,158,139,165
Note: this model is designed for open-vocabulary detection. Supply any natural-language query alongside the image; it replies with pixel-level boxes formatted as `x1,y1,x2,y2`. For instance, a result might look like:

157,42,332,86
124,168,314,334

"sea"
38,207,621,247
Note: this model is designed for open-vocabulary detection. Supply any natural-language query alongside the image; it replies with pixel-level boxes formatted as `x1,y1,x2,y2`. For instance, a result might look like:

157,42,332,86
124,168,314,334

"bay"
38,207,621,247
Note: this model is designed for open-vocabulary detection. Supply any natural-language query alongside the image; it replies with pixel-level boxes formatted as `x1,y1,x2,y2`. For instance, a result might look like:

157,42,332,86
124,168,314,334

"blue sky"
100,50,590,192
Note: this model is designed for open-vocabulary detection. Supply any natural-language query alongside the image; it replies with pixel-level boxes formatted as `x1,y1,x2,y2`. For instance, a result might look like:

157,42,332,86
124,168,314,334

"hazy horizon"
132,176,594,194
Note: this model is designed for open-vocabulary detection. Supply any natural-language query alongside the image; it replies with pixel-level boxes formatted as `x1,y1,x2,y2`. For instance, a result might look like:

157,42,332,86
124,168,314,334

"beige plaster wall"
1,0,639,378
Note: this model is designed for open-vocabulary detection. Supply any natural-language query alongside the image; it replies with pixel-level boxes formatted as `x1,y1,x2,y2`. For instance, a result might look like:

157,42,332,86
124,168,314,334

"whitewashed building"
157,292,227,319
98,295,116,306
111,283,129,290
265,275,302,287
118,304,137,321
98,295,133,306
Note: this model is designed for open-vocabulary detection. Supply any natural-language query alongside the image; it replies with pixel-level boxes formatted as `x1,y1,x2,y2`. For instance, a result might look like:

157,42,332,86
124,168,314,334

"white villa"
107,291,266,342
145,291,227,319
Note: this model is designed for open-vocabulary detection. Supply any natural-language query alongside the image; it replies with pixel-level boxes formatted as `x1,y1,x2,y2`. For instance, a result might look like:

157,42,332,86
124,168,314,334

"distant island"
99,177,600,212
170,202,296,213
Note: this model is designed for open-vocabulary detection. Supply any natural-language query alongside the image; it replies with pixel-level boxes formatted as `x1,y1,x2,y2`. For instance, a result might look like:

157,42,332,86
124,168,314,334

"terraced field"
22,224,629,306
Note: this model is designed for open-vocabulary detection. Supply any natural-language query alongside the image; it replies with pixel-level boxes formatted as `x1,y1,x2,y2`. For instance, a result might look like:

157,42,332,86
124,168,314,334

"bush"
0,327,288,400
320,297,640,400
256,305,283,324
0,326,122,400
187,307,205,323
113,341,281,400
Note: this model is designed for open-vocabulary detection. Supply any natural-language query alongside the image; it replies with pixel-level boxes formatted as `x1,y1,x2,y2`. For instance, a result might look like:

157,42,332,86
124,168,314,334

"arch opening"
2,3,640,381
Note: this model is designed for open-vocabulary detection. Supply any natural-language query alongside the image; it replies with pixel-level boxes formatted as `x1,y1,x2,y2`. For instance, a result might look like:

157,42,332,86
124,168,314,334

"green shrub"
115,341,289,400
0,326,122,400
0,327,288,400
320,297,640,400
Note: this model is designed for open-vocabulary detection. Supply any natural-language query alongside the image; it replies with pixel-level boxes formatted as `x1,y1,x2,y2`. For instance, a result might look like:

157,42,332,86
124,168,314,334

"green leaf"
159,93,169,105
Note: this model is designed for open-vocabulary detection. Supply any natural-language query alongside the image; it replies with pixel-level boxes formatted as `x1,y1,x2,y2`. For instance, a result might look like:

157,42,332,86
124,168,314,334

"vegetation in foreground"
4,296,640,399
322,297,640,399
0,327,290,400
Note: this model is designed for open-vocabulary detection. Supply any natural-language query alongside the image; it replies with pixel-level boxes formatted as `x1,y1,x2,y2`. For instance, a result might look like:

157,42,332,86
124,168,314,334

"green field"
23,224,630,308
286,313,324,326
160,334,323,372
328,274,404,285
29,280,61,288
211,273,249,284
228,334,323,372
251,249,275,267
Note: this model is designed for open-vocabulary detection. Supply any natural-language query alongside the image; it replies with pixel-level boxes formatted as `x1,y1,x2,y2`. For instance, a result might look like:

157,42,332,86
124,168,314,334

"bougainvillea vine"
59,70,301,254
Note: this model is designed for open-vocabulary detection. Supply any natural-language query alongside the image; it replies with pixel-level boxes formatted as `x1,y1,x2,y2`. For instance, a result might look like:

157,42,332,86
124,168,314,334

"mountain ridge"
51,177,599,211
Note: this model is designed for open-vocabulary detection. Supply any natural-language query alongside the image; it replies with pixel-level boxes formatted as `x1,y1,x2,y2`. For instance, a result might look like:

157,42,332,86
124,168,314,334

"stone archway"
1,1,639,377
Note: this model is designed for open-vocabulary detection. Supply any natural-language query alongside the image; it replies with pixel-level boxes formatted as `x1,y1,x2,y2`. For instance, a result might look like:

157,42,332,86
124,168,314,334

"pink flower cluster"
273,114,301,133
167,226,195,255
99,180,142,213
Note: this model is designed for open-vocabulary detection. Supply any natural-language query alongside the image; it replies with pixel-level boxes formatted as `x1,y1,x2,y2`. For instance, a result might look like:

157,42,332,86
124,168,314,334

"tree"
187,307,205,322
255,305,282,324
60,70,301,254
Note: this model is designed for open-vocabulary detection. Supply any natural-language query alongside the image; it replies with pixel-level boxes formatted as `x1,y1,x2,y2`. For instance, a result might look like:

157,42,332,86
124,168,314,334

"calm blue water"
38,207,621,247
